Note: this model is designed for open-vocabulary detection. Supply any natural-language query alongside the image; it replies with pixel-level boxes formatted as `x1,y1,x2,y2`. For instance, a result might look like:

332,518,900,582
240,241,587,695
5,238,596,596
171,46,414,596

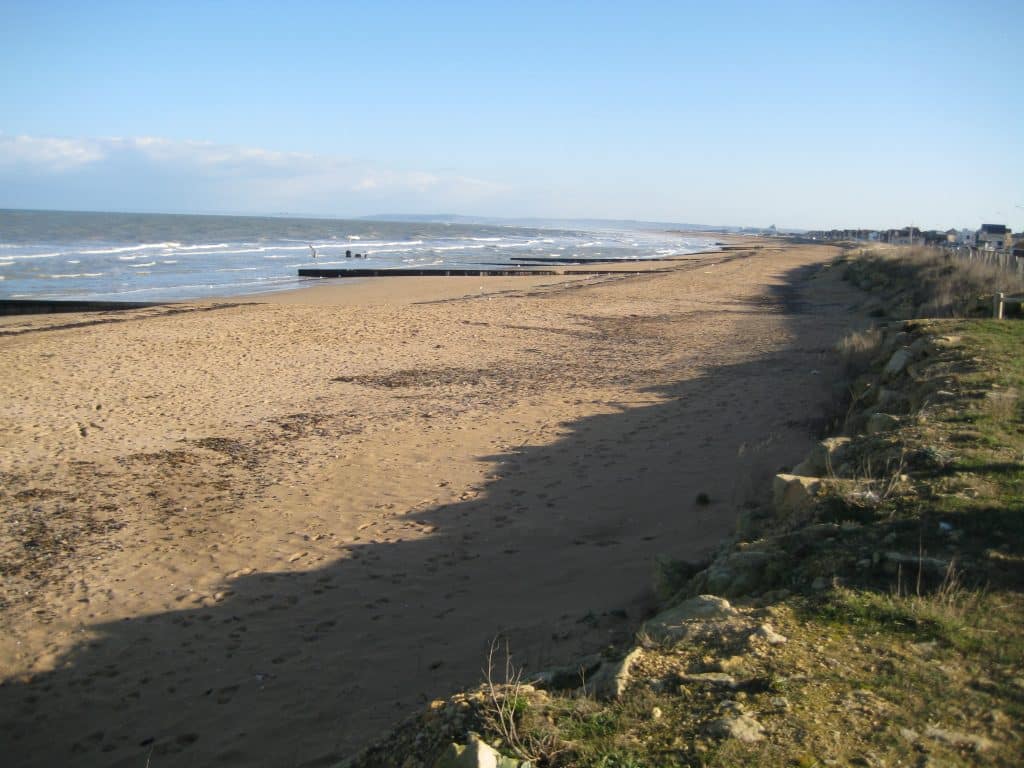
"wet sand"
0,240,860,766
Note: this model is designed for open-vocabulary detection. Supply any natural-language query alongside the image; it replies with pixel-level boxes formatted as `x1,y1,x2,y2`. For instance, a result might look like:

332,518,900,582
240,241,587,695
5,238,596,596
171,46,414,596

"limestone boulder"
752,623,787,645
883,348,911,379
773,474,822,517
588,647,643,700
641,595,750,646
792,437,852,476
433,734,527,768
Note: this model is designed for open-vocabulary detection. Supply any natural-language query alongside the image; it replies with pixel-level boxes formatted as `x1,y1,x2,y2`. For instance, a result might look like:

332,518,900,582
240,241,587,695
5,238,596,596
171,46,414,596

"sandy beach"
0,240,862,766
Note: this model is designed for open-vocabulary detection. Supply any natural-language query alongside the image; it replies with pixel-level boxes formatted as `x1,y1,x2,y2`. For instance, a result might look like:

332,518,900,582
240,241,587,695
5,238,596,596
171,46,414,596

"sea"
0,210,717,302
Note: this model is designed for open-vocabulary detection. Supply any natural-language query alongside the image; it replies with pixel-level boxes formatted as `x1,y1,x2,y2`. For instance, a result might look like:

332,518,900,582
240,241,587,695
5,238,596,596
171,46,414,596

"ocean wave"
364,247,416,255
180,247,274,256
172,243,231,251
67,259,81,264
80,241,182,255
162,260,178,264
215,267,260,272
49,272,104,279
495,240,544,249
315,239,423,249
4,251,64,259
129,261,158,268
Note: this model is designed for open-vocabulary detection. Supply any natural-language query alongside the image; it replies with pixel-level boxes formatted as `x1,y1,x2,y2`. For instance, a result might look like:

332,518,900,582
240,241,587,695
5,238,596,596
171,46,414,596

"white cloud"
0,133,506,213
0,134,107,171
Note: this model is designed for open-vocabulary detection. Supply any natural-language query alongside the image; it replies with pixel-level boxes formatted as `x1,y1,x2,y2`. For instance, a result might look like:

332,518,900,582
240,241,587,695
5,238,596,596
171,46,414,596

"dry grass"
483,637,566,764
846,246,1024,319
834,327,883,376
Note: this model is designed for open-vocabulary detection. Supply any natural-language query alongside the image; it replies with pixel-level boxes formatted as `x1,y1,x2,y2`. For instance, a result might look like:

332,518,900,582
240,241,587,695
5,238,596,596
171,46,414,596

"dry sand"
0,241,861,766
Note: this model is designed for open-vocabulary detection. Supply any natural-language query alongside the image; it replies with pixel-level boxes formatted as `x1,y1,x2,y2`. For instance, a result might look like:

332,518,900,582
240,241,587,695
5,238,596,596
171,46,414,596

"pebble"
753,623,787,645
707,713,765,742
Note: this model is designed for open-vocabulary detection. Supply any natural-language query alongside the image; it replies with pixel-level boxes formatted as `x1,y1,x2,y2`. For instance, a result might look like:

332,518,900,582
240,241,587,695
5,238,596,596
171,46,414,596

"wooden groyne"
0,299,162,316
297,260,698,279
298,267,562,278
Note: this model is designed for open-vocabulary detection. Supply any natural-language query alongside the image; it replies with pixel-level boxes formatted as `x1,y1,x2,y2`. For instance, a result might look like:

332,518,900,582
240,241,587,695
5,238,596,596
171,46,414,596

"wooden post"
994,292,1005,320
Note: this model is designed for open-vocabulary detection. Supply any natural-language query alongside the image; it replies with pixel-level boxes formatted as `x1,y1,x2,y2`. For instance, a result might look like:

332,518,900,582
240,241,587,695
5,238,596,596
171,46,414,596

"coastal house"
945,228,959,244
960,229,977,247
887,227,922,245
976,224,1011,251
805,228,880,242
1013,233,1024,259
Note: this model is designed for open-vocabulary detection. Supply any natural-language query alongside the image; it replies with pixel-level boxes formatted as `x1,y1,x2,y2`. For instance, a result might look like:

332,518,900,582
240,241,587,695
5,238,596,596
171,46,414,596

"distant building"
886,227,922,245
1013,233,1024,259
960,229,977,247
976,224,1011,251
944,228,959,244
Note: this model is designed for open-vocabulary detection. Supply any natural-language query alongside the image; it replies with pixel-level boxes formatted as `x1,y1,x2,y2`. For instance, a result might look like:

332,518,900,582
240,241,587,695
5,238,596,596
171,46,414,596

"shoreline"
0,232,742,313
0,238,846,766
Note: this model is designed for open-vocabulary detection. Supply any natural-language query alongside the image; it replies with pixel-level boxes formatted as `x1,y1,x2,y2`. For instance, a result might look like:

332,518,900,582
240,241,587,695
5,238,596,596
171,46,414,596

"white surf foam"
173,243,231,251
80,242,182,255
6,251,63,259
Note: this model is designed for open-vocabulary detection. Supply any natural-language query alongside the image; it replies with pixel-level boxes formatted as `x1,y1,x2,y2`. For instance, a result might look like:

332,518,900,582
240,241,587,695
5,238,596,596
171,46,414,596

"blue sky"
1,0,1021,230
